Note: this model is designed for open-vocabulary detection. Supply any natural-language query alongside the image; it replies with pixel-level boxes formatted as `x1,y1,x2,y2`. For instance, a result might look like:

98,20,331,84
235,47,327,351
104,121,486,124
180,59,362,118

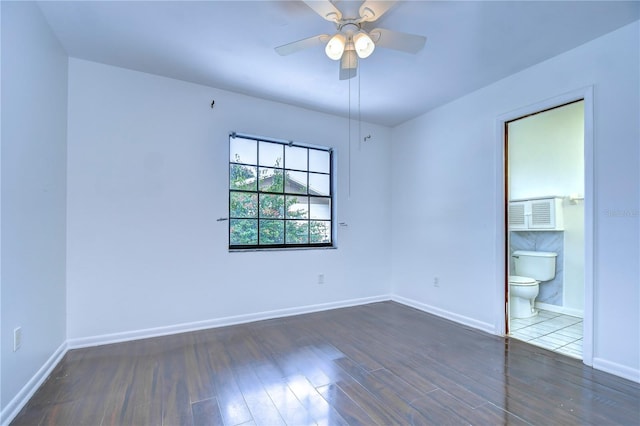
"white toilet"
509,250,557,319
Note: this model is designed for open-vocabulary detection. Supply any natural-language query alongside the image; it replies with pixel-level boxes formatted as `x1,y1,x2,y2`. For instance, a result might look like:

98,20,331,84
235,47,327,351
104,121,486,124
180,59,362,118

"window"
229,134,333,249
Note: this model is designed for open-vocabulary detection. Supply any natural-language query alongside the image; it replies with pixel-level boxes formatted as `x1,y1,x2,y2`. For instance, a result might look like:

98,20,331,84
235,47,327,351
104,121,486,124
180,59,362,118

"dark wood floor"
11,301,640,425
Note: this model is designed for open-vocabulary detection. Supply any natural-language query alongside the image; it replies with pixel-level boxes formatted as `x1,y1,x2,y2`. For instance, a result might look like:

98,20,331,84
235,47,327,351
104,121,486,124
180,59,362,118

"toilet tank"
513,250,557,281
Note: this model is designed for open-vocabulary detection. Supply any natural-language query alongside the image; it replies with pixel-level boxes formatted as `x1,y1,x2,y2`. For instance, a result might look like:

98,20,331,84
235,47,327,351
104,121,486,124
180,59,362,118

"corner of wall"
0,343,68,426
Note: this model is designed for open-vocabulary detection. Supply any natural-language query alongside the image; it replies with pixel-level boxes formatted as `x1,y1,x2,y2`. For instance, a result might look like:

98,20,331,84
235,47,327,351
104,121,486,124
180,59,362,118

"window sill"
228,245,337,253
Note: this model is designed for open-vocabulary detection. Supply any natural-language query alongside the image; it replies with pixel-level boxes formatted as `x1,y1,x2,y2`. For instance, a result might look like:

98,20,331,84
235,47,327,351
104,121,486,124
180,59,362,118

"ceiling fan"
275,0,427,80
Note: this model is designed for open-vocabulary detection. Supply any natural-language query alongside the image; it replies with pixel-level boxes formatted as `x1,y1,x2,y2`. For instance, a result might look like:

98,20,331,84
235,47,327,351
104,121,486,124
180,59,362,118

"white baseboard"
4,294,637,426
592,357,640,384
3,295,390,425
392,295,496,335
535,301,583,318
0,342,68,426
67,294,391,349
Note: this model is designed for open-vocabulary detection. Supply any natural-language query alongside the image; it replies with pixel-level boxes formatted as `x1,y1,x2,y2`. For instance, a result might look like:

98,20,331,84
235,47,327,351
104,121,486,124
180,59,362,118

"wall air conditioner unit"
508,197,564,231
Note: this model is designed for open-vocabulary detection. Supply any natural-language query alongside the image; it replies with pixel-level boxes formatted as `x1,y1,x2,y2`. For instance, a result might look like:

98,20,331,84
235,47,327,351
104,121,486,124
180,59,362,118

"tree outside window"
229,135,332,249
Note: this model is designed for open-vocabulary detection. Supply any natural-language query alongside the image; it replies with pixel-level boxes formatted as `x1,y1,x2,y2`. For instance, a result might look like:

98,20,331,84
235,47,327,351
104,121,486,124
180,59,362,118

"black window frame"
228,133,334,250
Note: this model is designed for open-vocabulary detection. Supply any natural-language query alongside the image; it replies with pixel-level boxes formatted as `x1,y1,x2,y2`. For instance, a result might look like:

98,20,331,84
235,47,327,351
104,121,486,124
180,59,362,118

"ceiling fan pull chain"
358,69,362,151
348,68,352,198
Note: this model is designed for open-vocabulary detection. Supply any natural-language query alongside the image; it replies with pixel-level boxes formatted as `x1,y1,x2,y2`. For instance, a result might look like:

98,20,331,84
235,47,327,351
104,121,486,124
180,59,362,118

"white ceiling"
38,0,639,127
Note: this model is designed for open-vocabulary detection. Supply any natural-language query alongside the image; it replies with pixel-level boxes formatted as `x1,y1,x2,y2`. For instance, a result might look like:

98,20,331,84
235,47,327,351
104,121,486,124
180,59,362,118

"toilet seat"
509,276,540,319
509,275,538,286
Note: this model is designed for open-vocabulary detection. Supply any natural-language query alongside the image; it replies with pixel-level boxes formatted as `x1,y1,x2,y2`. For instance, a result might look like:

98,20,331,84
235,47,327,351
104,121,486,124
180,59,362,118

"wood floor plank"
159,344,194,426
472,402,532,426
223,333,298,425
369,368,429,405
381,359,439,396
206,340,254,426
421,342,636,426
293,345,347,388
421,350,581,424
185,336,217,403
285,375,349,426
96,356,139,425
398,354,494,408
8,404,44,426
261,378,315,425
311,318,385,372
410,389,533,426
44,350,96,405
191,397,224,426
331,357,432,424
10,301,640,426
409,389,476,425
39,397,108,426
101,361,163,425
329,370,408,425
232,366,286,426
316,383,376,425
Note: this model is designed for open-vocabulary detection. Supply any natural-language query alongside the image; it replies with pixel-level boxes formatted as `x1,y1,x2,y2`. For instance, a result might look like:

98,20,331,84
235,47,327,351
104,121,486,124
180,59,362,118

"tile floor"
509,309,583,358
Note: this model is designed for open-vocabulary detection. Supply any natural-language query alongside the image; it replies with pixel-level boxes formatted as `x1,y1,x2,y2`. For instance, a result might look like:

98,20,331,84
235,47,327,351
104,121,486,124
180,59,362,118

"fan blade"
369,28,426,53
275,34,330,56
359,0,397,22
303,0,342,22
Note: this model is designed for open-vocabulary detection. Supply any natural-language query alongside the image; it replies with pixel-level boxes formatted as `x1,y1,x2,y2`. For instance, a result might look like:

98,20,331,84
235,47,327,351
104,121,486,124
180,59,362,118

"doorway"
497,88,594,366
506,100,584,358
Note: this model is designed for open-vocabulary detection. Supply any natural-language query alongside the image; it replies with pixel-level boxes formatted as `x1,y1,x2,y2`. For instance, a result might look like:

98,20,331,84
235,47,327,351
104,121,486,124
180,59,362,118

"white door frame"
494,86,594,366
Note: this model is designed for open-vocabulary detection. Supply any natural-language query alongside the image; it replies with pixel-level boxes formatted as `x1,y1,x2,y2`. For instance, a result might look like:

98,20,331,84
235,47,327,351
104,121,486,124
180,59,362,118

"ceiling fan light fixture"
325,33,346,60
353,31,375,58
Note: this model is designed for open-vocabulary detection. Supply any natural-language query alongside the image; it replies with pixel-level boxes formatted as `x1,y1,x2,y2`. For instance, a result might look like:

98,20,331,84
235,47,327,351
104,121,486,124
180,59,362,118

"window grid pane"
259,194,285,218
285,145,308,171
259,219,284,245
285,170,308,194
309,149,330,173
230,219,258,245
286,220,309,244
258,168,284,193
229,135,332,249
230,164,257,191
286,196,309,219
230,137,257,164
308,173,330,196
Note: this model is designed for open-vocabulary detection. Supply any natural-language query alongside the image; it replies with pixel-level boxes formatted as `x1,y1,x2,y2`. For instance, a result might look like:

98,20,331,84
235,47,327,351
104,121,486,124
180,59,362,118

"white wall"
1,0,68,416
391,21,639,379
508,102,585,313
66,58,392,341
508,102,584,200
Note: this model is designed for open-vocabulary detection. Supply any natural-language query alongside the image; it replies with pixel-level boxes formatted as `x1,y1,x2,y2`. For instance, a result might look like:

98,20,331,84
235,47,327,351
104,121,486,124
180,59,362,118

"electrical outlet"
433,277,440,287
14,327,22,352
318,274,325,285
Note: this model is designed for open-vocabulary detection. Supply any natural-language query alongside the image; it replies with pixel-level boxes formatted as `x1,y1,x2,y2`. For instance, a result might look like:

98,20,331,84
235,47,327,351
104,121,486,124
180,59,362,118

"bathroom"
506,100,585,358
